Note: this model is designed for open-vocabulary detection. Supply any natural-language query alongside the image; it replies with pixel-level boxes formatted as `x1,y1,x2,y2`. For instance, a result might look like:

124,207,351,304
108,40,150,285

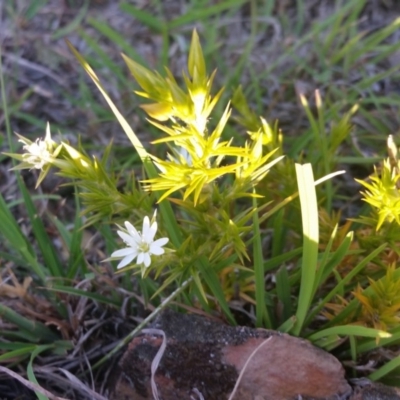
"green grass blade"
369,354,400,381
23,0,47,20
67,197,86,278
13,111,48,130
275,264,292,324
311,224,338,291
317,243,387,328
277,316,297,333
78,29,126,84
264,248,302,272
18,178,63,277
49,285,121,307
50,211,86,280
0,193,47,282
119,3,170,65
329,31,366,65
197,257,236,325
168,0,247,29
341,327,400,357
88,17,147,66
6,194,61,209
27,345,54,400
292,164,319,336
303,232,354,328
0,192,33,253
271,209,285,257
51,0,88,40
119,3,166,33
0,330,43,343
0,346,36,363
350,16,400,64
0,304,59,343
313,231,353,298
308,325,391,342
258,171,345,226
253,195,272,328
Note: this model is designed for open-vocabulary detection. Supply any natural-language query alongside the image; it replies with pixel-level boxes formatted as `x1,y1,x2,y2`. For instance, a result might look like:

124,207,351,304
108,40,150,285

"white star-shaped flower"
18,122,56,170
21,139,53,169
111,213,169,269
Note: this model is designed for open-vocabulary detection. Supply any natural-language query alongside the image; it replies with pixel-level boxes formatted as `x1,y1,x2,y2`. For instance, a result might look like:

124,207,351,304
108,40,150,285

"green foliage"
353,265,400,331
3,1,400,393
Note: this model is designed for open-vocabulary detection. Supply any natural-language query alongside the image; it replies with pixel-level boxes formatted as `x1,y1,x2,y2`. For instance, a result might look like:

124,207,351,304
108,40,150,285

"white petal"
142,253,151,267
149,222,158,241
142,216,151,236
116,253,136,269
111,248,137,258
150,246,165,256
117,231,138,247
154,237,169,247
45,122,52,141
150,238,168,255
143,220,157,242
124,221,141,242
136,252,145,265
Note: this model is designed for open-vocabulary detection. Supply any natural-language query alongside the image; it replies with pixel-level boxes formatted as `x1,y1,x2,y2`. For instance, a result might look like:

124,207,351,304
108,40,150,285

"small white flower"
21,139,53,169
111,213,169,269
19,123,55,170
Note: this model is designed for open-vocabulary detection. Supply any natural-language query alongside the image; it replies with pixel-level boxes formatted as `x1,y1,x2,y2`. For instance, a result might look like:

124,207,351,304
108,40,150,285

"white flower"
19,123,55,170
111,213,169,269
21,139,53,169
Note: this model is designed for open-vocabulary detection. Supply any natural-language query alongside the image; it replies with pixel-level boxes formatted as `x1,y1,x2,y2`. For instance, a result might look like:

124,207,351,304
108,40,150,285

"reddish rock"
222,334,350,399
110,309,352,399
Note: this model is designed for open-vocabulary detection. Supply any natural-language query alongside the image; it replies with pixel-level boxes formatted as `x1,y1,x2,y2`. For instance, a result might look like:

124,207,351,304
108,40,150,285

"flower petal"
124,221,141,242
136,252,145,265
142,216,151,237
142,253,151,267
116,253,137,269
148,221,158,241
150,238,168,255
153,237,169,247
117,231,138,247
111,248,137,258
150,246,165,256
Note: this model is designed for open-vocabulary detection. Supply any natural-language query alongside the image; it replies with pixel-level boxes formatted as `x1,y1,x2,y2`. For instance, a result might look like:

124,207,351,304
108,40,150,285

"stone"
349,379,400,400
110,309,352,399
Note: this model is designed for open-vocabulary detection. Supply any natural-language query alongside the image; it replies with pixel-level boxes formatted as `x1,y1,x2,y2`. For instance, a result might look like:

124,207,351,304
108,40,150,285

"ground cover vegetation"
1,0,400,398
